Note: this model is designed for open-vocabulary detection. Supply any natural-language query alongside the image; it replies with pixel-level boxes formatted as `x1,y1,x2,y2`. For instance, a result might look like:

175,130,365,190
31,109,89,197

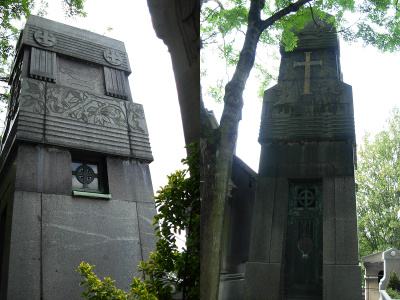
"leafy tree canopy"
201,0,400,99
356,107,400,258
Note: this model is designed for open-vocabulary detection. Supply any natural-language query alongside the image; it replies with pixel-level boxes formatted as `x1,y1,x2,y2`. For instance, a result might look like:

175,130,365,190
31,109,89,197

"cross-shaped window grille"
72,158,105,193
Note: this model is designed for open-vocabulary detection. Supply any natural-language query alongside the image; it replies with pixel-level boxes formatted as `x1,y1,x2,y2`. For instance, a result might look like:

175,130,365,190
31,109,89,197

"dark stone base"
218,273,245,300
323,264,362,300
243,262,282,299
242,263,362,300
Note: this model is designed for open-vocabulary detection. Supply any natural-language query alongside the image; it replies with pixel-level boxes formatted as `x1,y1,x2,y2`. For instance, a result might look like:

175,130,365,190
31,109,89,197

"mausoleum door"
284,182,323,299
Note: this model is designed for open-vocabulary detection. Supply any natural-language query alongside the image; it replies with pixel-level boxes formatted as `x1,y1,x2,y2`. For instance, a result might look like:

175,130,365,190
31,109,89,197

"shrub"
77,262,156,300
387,271,400,292
386,287,399,299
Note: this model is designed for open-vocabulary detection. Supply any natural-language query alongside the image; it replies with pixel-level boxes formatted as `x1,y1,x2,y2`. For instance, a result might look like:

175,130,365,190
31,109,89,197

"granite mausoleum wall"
0,16,156,299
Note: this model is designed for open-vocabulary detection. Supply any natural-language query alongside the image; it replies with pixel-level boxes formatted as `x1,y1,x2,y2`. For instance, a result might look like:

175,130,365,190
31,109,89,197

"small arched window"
378,271,384,283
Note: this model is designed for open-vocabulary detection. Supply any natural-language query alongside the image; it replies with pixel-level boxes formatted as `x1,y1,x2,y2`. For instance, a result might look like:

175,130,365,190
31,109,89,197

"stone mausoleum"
0,16,156,299
243,17,361,299
362,248,400,300
219,16,362,300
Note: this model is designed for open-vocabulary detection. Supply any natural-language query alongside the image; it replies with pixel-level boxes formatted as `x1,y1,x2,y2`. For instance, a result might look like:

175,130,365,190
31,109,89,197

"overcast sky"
10,0,188,195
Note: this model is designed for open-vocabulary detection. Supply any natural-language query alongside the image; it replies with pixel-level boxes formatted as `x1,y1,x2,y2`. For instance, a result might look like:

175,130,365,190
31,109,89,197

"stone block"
243,262,282,299
137,202,158,261
16,78,46,143
226,157,257,273
15,144,71,194
58,57,105,95
219,275,244,300
23,15,131,72
260,142,353,178
125,102,153,161
269,178,289,263
260,80,355,143
323,264,361,299
41,194,143,298
107,156,154,203
248,178,276,262
7,191,41,300
44,83,132,155
14,77,153,160
334,177,359,264
323,178,336,264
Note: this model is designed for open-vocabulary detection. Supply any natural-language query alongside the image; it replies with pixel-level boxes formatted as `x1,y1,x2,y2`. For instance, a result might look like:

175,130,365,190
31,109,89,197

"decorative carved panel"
58,57,104,94
104,66,128,100
20,79,145,133
30,47,57,82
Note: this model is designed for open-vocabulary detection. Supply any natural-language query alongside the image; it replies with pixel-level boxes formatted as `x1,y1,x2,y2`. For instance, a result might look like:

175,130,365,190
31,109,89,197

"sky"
2,0,187,195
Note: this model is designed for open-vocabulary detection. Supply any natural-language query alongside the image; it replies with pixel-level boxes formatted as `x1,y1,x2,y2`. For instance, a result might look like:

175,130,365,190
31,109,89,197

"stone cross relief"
34,30,57,47
293,52,322,95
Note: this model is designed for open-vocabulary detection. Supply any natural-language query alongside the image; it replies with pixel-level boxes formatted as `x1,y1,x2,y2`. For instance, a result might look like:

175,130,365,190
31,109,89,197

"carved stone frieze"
20,79,47,114
269,79,349,119
19,79,146,134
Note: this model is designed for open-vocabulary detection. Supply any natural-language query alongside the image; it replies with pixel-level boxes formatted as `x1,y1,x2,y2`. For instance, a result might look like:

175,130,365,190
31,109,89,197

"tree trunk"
147,0,313,298
200,3,264,299
147,0,200,149
200,0,313,298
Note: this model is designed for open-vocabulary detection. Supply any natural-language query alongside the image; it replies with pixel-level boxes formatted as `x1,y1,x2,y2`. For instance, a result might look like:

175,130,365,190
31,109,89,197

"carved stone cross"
34,30,57,47
103,49,122,66
294,52,322,94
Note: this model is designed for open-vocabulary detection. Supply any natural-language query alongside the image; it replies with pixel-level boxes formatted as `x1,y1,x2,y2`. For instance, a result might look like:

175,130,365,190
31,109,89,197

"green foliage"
201,0,400,103
206,79,225,103
386,287,400,299
77,144,200,300
77,262,156,300
387,271,400,293
356,107,400,258
147,142,200,299
61,0,86,18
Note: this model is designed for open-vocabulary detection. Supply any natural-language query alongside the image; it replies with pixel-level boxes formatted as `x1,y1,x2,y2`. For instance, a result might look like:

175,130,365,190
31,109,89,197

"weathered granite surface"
0,16,157,300
1,15,153,164
243,16,361,300
19,15,131,72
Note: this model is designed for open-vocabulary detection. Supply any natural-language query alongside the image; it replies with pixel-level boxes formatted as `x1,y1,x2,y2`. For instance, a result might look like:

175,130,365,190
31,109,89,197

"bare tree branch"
201,0,224,10
308,3,362,34
259,0,314,31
